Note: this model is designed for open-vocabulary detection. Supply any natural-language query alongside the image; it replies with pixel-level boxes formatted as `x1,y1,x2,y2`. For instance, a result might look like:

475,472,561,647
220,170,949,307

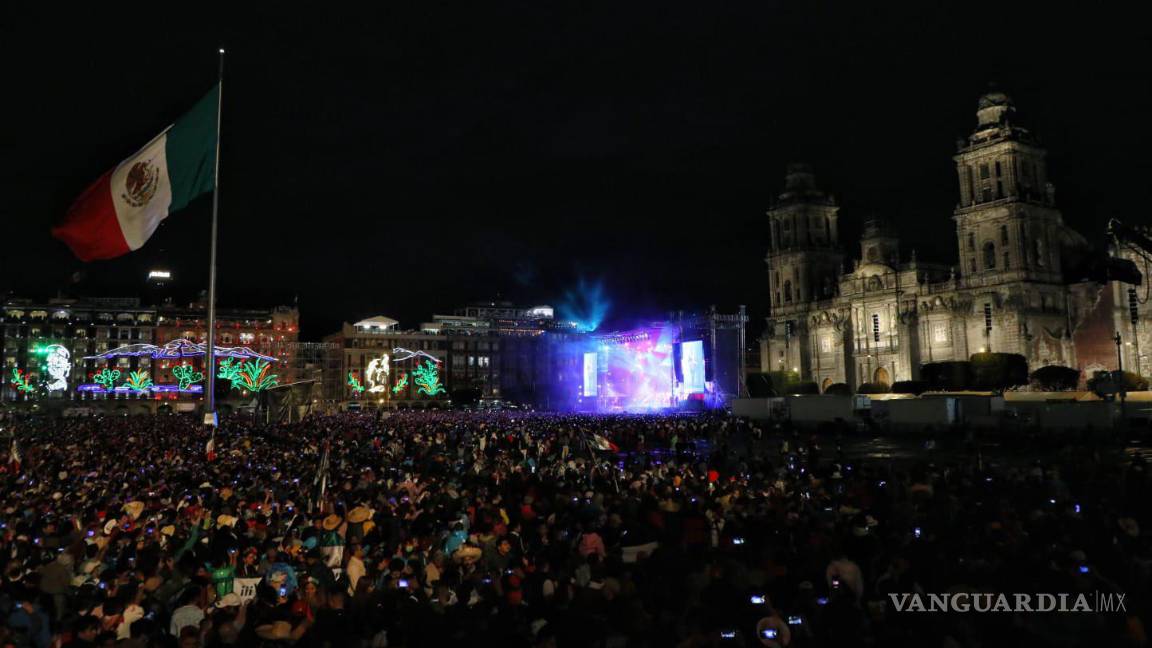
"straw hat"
123,501,145,520
322,514,343,531
217,515,239,528
347,507,373,524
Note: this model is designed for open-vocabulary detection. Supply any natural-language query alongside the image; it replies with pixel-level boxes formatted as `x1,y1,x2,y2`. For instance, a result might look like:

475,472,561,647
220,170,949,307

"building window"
1034,238,1046,267
982,187,993,202
980,164,989,179
932,322,948,344
784,281,793,303
872,314,881,343
1003,252,1010,269
984,303,993,332
983,241,996,269
819,335,833,353
994,161,1001,176
1000,224,1009,244
969,258,977,274
967,232,976,251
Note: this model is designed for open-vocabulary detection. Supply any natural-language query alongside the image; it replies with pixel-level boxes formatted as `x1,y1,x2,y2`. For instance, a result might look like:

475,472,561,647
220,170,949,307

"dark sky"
3,4,1150,340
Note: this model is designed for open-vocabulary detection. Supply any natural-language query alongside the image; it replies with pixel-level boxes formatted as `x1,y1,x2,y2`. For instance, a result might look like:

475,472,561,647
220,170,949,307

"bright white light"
366,354,390,392
45,344,70,391
148,270,171,279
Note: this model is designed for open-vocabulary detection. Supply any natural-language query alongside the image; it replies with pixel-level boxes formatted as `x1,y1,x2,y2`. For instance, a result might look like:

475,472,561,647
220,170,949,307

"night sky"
3,4,1149,340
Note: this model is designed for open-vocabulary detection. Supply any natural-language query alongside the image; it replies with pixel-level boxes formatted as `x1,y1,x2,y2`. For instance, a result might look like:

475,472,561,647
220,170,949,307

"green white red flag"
52,85,218,261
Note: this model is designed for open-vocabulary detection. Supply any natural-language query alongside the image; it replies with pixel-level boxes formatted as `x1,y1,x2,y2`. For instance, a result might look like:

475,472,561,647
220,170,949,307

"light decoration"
366,354,390,392
392,348,441,364
94,368,121,390
218,358,241,383
347,372,365,393
77,383,202,394
10,368,34,393
123,370,153,392
172,364,205,391
43,344,70,391
84,338,275,362
392,372,408,395
412,361,446,396
219,358,279,392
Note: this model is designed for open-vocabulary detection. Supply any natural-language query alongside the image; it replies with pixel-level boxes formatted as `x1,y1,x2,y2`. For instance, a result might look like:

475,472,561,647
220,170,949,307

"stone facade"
761,92,1108,389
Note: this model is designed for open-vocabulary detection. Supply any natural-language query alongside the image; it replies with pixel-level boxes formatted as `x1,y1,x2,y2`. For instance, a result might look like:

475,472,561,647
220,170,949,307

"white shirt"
170,604,204,636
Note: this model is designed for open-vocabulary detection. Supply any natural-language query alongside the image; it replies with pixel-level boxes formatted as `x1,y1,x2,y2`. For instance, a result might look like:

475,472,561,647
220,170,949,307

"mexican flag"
52,85,219,261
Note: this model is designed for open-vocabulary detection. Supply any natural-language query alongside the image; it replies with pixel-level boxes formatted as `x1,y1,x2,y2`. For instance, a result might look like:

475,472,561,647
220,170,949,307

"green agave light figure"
123,370,153,392
412,360,445,396
218,358,279,392
392,372,408,395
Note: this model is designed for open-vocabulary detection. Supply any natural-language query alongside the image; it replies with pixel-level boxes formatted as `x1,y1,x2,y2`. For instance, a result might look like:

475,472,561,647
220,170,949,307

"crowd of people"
1,409,1149,647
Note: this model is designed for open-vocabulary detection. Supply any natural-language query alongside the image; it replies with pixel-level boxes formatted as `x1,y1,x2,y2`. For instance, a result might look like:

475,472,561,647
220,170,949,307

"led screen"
583,352,598,396
681,340,705,393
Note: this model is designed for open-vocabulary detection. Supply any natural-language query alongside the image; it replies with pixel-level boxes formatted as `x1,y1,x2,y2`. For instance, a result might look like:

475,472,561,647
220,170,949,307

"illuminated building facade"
2,296,298,403
324,303,581,407
2,297,157,401
153,302,300,390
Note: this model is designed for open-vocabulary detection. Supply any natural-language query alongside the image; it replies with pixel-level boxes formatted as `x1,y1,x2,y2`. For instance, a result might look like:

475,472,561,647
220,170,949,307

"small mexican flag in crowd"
52,85,219,261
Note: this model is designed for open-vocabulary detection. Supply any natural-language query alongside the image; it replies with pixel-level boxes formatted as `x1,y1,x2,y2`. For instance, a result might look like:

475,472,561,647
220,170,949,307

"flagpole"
205,47,225,426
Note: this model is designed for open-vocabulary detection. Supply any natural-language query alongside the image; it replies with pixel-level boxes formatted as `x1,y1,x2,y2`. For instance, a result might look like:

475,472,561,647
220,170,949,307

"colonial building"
762,91,1109,390
2,296,299,404
324,303,582,407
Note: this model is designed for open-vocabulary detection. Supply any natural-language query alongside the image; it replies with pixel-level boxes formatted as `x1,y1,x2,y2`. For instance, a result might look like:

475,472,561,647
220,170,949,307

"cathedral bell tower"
766,163,843,313
953,90,1065,286
762,164,843,378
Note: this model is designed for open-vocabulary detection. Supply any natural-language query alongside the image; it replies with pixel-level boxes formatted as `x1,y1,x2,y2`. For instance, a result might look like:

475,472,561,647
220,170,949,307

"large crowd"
1,409,1150,647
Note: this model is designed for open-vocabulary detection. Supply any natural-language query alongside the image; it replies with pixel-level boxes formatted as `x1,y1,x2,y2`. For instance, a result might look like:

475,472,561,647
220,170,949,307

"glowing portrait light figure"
366,354,390,392
44,344,70,391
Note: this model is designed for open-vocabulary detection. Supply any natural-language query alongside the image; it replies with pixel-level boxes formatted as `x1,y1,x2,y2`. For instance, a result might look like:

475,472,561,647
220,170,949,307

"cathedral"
760,91,1144,390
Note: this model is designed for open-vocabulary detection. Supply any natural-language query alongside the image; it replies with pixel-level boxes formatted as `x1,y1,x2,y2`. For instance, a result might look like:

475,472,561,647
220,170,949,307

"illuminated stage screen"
680,340,705,393
592,328,675,411
582,352,598,396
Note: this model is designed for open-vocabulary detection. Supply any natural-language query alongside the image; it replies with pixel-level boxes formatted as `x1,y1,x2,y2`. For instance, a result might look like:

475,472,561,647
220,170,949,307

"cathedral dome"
976,89,1015,127
977,90,1012,109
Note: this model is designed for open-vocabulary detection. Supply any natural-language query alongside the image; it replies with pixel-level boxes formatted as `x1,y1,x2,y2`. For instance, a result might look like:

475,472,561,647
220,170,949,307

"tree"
767,370,801,391
785,381,820,395
1088,370,1149,397
857,382,890,394
746,373,774,398
921,361,972,390
823,382,851,396
969,353,1029,390
1029,365,1080,391
891,380,927,395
